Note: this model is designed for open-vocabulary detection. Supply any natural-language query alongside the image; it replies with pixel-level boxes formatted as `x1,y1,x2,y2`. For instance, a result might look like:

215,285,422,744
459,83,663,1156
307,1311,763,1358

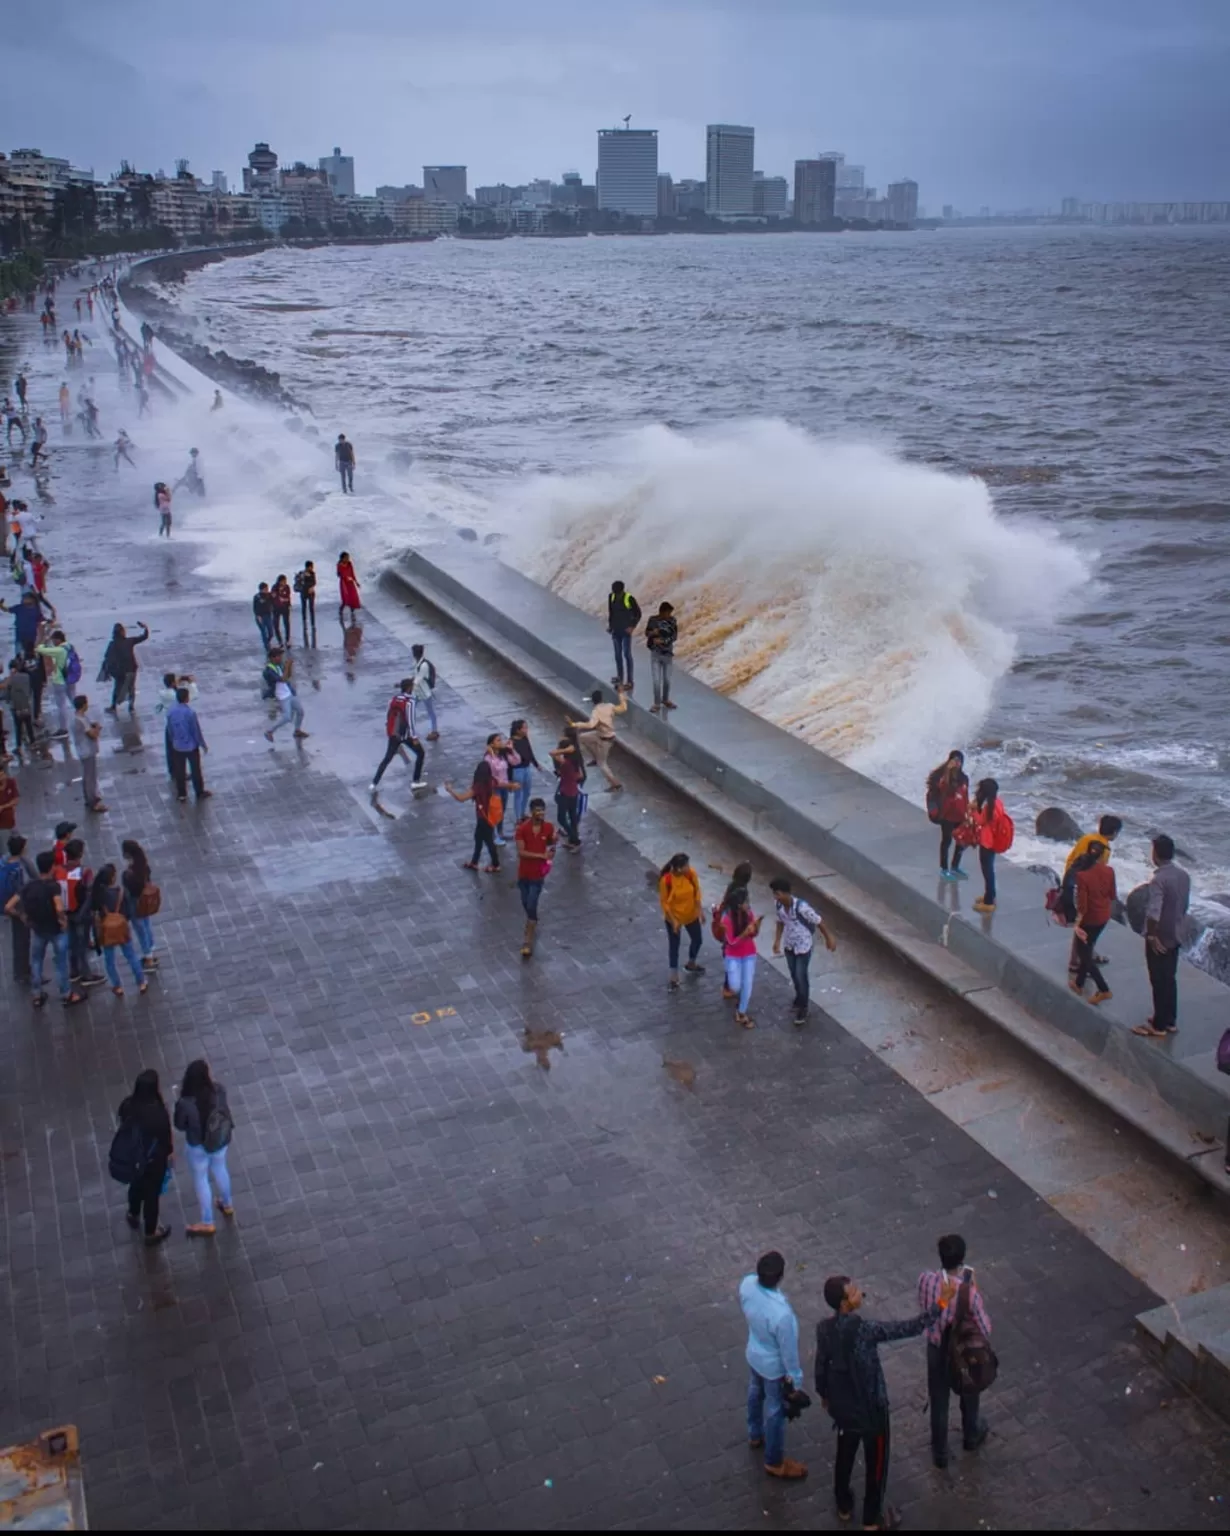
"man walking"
411,644,440,739
918,1234,991,1468
1133,833,1191,1039
769,876,837,1025
294,562,317,646
739,1250,807,1481
816,1272,955,1531
335,433,356,493
1,834,37,984
262,647,309,743
165,687,212,802
607,580,642,692
514,797,556,959
71,694,108,813
645,600,678,714
370,679,426,793
567,687,628,793
4,850,86,1009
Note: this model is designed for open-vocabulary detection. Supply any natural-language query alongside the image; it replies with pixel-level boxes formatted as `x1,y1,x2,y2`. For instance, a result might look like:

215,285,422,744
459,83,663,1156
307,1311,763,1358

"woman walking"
155,482,172,537
92,864,147,995
100,620,150,714
121,839,160,968
970,778,1013,914
926,749,970,880
508,719,541,825
718,886,761,1028
174,1059,235,1237
658,852,705,991
550,735,585,851
337,552,362,627
446,754,502,873
1070,840,1115,1004
116,1069,173,1246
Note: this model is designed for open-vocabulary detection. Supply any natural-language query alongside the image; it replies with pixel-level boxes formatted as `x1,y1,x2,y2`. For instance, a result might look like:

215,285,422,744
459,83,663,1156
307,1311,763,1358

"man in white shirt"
411,643,440,739
770,876,837,1025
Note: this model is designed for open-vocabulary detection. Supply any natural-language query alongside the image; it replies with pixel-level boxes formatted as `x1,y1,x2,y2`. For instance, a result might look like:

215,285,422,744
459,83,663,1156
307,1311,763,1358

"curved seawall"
385,542,1230,1180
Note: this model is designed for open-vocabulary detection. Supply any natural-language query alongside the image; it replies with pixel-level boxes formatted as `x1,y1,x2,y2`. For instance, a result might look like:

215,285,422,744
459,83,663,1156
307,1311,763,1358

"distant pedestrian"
4,656,35,761
515,797,556,959
645,600,678,713
658,853,705,990
969,778,1012,915
739,1250,807,1481
769,875,836,1025
926,750,970,880
176,448,205,497
113,1069,173,1247
91,864,147,996
411,644,439,737
29,417,48,470
1,834,36,984
507,719,540,824
549,735,585,852
567,687,628,793
337,552,361,624
1133,833,1191,1039
174,1059,235,1238
155,482,172,536
446,755,502,873
1069,840,1115,1004
719,886,761,1028
36,628,79,737
4,849,85,1008
59,837,103,988
252,582,275,648
121,839,160,969
816,1273,956,1532
0,760,17,828
271,574,293,647
294,561,317,645
918,1234,991,1469
607,579,642,691
369,679,426,792
99,620,149,714
165,687,211,802
335,433,356,492
261,647,308,742
113,428,135,469
59,382,70,426
71,695,107,813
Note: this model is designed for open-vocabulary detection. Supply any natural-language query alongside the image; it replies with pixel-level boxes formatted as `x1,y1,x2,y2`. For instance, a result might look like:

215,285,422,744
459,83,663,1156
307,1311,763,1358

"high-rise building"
837,162,864,192
242,142,278,194
705,124,754,217
793,159,836,226
211,170,228,195
423,166,467,203
752,172,788,216
319,146,355,198
657,173,674,217
886,179,919,226
673,178,705,215
376,183,423,203
596,127,658,216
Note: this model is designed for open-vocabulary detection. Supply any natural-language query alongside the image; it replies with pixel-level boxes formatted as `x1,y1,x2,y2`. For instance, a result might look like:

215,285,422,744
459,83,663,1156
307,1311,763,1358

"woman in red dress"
337,552,361,627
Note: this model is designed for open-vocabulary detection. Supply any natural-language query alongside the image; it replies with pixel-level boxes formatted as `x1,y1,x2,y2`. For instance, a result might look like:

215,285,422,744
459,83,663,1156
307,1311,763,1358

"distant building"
672,178,705,215
752,172,788,216
837,162,864,192
596,127,659,216
423,165,467,203
886,179,919,226
211,170,228,195
475,184,519,206
319,146,355,199
657,173,674,217
526,178,554,205
279,162,334,226
793,159,836,225
0,148,96,227
942,203,955,220
705,124,754,217
376,184,423,203
1061,196,1080,218
243,142,278,194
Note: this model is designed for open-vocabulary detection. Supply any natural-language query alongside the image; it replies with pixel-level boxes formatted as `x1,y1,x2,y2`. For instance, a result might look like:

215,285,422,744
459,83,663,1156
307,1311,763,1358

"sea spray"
502,419,1090,797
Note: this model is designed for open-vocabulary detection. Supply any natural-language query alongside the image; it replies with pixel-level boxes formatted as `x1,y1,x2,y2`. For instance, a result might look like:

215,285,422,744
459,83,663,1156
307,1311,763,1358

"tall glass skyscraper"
705,125,754,217
596,128,659,216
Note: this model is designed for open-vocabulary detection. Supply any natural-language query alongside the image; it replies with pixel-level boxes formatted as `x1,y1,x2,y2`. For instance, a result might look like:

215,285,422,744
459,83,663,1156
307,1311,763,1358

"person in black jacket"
607,580,642,692
116,1068,173,1246
100,620,150,714
815,1274,954,1531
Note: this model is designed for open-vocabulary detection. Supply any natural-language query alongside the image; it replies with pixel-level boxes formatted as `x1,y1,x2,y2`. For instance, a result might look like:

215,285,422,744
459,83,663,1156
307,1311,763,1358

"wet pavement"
1,294,1229,1531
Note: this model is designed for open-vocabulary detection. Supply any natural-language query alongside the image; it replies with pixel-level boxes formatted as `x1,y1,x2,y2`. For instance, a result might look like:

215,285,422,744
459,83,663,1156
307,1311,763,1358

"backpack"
387,695,410,741
425,659,437,690
1045,869,1078,925
292,571,304,594
820,1317,879,1436
203,1102,234,1154
108,1118,150,1184
136,882,161,917
946,1273,999,1395
990,807,1015,854
0,857,26,905
64,645,82,687
260,664,279,701
66,867,93,913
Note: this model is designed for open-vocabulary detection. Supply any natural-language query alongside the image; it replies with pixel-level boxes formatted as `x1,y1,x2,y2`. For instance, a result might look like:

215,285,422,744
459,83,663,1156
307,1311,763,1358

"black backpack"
946,1273,999,1395
203,1103,234,1154
819,1317,879,1436
108,1118,150,1184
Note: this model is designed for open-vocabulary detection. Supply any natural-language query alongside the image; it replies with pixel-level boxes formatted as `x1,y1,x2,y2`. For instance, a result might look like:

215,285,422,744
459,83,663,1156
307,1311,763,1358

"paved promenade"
1,302,1228,1530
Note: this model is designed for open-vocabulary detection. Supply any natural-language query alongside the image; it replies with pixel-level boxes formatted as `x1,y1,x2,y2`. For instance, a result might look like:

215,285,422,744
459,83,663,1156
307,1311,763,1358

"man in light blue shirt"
739,1250,807,1479
165,688,212,802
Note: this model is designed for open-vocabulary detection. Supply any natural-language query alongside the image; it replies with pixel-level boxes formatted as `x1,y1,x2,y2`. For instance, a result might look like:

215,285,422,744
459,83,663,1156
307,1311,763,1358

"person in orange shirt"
658,852,705,990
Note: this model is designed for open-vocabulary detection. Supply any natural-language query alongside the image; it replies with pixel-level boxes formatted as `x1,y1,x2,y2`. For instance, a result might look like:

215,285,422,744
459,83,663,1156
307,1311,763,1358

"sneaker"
951,868,969,880
411,780,428,789
368,782,380,792
493,835,507,846
649,704,661,714
963,1424,989,1453
145,1225,171,1247
293,730,310,739
79,972,106,988
684,961,706,974
940,869,957,880
263,730,275,742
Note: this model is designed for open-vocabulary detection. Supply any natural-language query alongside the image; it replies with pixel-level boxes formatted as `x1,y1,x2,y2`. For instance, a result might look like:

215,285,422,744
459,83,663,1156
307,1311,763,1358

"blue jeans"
255,614,273,647
784,947,812,1015
611,631,633,684
132,915,155,957
510,764,533,822
269,695,304,735
418,694,438,733
747,1369,787,1469
185,1141,232,1225
725,953,756,1013
666,919,703,971
30,929,70,998
518,879,543,921
104,941,144,990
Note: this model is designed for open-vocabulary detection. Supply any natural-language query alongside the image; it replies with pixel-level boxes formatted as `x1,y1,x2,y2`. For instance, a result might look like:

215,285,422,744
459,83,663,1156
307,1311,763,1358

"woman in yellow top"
658,852,706,991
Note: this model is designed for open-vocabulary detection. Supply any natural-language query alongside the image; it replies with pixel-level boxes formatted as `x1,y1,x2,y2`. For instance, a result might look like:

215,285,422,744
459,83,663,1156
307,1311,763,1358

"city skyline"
6,0,1230,209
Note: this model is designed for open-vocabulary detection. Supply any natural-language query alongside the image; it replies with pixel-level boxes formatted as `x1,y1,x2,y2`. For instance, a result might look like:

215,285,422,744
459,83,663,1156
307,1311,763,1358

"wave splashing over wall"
505,420,1089,795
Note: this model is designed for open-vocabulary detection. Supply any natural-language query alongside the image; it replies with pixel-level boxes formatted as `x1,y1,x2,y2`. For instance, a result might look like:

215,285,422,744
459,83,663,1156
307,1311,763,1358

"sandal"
62,991,87,1007
112,987,124,997
461,861,479,871
1132,1023,1170,1038
186,1223,216,1237
483,864,500,874
735,1013,756,1029
138,982,149,995
216,1200,234,1217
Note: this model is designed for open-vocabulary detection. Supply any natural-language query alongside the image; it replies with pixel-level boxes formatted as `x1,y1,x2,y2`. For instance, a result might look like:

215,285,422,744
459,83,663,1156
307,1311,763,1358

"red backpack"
990,806,1015,855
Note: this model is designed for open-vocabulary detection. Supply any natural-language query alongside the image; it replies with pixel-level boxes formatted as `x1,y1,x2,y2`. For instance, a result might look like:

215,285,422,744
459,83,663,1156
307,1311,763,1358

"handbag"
953,817,979,848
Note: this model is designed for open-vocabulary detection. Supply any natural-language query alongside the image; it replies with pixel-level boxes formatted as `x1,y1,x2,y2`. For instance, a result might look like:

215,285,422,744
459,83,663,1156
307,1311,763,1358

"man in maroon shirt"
514,797,557,959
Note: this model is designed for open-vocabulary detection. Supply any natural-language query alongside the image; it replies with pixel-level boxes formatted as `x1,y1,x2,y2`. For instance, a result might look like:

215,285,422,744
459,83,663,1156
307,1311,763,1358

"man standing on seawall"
739,1250,807,1481
607,580,641,692
645,600,678,714
335,434,356,493
1133,833,1191,1039
918,1233,990,1467
165,687,212,803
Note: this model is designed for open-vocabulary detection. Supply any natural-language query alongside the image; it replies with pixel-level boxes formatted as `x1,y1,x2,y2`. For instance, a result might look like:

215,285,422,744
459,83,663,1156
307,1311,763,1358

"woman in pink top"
482,732,513,846
720,886,762,1028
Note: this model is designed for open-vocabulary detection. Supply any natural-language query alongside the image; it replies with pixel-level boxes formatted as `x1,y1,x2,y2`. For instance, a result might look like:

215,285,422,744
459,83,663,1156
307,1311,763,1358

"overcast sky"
6,0,1229,207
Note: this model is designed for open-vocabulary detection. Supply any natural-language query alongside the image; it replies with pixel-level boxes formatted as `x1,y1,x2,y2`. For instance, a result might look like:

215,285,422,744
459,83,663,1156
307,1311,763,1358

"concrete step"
1136,1283,1230,1420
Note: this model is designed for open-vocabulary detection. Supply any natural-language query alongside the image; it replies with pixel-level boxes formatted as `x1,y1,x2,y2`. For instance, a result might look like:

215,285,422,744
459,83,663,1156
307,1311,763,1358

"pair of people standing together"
926,751,1014,913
